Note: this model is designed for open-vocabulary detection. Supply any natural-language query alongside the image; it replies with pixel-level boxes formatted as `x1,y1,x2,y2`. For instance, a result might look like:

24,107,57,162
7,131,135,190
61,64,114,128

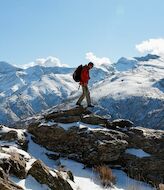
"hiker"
76,62,94,107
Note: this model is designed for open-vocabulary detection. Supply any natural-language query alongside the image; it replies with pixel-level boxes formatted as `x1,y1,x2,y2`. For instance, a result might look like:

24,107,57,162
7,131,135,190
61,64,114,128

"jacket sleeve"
81,67,90,84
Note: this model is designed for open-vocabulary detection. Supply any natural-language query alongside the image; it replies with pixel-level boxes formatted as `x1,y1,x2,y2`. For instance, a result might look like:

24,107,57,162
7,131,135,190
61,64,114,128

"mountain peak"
114,57,138,71
134,54,160,62
0,61,19,73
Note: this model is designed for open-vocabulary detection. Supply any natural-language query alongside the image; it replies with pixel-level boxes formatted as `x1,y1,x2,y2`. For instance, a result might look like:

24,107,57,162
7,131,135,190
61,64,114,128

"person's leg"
76,86,85,105
85,86,91,106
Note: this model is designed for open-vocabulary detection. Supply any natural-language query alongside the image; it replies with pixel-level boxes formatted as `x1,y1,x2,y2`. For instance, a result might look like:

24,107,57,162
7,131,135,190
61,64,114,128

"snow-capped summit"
0,59,111,125
92,54,164,129
0,54,163,129
113,53,164,75
134,54,160,62
114,57,138,72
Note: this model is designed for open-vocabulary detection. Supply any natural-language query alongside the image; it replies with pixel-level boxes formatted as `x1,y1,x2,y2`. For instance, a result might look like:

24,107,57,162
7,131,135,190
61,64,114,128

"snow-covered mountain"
0,54,163,129
0,61,20,73
92,54,164,129
0,61,112,125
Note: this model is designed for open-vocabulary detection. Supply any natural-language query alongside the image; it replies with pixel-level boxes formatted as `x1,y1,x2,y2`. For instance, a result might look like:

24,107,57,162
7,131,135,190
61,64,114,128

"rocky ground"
0,106,164,190
0,125,75,190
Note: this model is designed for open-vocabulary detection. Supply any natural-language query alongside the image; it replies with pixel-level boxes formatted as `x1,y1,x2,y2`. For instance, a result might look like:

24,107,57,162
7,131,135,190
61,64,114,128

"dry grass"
159,184,164,190
94,165,116,187
10,151,20,160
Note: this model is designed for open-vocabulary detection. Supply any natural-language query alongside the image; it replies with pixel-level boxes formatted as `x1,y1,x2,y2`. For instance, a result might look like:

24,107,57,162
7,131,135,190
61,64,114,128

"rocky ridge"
0,106,163,189
27,106,164,188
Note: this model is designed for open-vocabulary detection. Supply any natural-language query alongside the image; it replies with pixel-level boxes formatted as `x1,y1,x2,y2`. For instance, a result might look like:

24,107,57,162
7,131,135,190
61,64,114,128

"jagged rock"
28,123,128,165
0,177,23,190
125,127,164,158
0,167,7,180
44,107,91,120
121,153,164,187
17,138,29,151
58,165,74,182
0,127,28,151
44,107,133,131
111,119,134,128
81,114,109,126
0,167,23,190
28,160,73,190
51,115,81,123
9,153,27,179
0,131,18,141
67,170,74,182
27,107,164,188
0,152,26,179
44,107,113,127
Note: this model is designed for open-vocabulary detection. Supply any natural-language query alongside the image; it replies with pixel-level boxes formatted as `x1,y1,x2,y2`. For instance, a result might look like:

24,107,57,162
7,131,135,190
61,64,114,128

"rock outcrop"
1,106,163,189
27,107,164,187
28,160,73,190
28,122,128,165
44,107,133,129
0,124,75,190
0,166,23,190
125,127,164,158
0,125,28,151
120,153,164,187
0,177,23,190
0,151,26,179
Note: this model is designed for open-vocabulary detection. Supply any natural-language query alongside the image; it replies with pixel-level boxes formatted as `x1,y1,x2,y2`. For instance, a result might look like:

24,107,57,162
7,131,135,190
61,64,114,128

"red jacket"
80,65,90,85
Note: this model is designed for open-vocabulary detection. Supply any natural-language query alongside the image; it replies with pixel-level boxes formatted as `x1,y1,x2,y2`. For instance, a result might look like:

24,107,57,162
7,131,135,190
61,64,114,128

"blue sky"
0,0,164,67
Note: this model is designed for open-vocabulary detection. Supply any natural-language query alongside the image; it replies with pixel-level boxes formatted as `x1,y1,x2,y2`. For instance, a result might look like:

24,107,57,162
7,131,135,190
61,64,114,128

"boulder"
28,160,73,190
0,177,23,190
0,152,26,179
51,116,81,123
0,167,8,180
28,123,128,165
17,137,29,151
44,107,91,120
9,152,27,179
125,127,164,158
0,128,28,151
81,114,108,126
0,167,23,190
0,131,18,141
121,153,164,187
111,119,134,128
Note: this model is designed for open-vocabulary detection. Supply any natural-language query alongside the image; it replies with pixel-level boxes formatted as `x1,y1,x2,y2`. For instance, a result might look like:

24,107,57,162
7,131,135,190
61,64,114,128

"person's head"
88,62,94,69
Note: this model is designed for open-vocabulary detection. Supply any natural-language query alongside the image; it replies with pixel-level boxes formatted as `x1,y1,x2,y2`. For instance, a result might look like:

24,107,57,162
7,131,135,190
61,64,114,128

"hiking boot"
87,104,94,108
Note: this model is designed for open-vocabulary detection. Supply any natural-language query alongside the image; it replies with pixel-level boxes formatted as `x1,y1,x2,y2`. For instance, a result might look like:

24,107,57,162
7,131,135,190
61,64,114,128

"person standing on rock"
76,62,94,107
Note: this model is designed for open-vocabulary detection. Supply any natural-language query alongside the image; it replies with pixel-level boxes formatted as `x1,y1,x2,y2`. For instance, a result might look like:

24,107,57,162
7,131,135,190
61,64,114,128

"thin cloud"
86,52,112,66
19,56,68,69
136,38,164,56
